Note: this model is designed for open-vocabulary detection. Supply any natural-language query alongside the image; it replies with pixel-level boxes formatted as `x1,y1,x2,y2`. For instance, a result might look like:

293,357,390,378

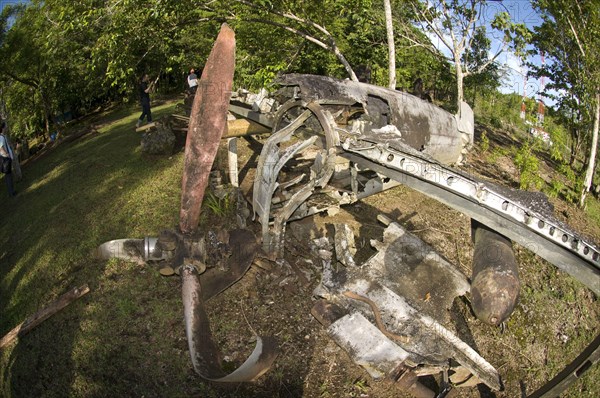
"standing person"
0,120,16,197
136,74,156,128
187,68,198,94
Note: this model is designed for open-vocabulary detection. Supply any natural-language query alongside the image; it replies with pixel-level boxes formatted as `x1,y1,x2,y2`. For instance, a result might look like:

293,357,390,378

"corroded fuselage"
275,74,474,165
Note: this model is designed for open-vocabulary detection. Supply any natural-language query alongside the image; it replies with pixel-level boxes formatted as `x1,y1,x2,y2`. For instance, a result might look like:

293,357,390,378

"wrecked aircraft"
97,29,600,397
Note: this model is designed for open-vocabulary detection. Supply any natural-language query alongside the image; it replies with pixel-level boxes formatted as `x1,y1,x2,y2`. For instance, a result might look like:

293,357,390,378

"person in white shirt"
0,120,16,197
187,68,198,94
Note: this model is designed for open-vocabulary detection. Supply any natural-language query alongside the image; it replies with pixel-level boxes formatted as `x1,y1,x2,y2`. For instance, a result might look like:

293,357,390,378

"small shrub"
480,131,490,152
489,115,503,129
489,146,509,164
559,163,577,185
514,142,544,190
549,142,564,163
545,180,565,198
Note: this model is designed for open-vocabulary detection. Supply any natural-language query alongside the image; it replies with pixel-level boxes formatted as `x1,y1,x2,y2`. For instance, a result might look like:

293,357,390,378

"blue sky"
491,1,545,98
0,0,29,28
0,0,27,12
424,0,548,101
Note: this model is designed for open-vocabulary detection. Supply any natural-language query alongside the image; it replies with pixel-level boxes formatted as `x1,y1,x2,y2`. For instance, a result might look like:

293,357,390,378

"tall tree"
234,0,365,81
462,26,503,105
405,0,528,111
530,0,600,207
383,0,396,88
0,3,56,138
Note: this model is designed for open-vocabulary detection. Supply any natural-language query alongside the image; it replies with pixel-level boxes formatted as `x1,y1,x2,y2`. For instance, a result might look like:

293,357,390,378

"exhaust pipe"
95,237,171,262
470,220,520,326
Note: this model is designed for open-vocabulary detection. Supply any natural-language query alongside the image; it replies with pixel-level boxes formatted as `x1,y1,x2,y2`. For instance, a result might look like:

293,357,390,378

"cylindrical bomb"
470,220,520,326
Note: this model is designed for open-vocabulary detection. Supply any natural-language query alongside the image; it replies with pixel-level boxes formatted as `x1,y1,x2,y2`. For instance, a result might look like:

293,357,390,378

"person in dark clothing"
0,120,16,197
412,77,433,103
136,74,156,128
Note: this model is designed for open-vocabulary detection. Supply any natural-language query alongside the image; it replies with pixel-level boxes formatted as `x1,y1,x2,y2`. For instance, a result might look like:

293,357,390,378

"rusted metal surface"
366,218,470,322
180,230,278,381
180,23,236,235
175,25,278,382
250,75,474,259
313,219,501,391
321,280,501,390
157,227,280,381
98,72,279,383
341,143,600,295
252,105,337,257
311,299,435,398
94,66,600,393
471,220,520,326
274,74,473,165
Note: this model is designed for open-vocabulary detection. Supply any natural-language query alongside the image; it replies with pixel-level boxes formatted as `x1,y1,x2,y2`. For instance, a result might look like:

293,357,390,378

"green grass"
586,196,600,227
0,101,191,398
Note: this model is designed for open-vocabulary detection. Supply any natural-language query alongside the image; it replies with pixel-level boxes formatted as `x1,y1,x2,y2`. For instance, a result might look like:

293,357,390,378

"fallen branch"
0,284,90,349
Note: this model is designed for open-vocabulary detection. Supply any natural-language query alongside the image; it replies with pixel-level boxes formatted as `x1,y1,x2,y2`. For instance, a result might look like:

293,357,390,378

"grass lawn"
0,100,199,397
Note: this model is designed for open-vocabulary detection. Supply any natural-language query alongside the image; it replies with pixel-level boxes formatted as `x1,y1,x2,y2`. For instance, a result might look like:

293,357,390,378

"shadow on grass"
0,101,201,397
0,99,314,398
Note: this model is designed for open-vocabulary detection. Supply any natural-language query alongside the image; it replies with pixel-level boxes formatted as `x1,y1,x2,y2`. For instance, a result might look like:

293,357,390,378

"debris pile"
309,217,501,392
140,120,175,155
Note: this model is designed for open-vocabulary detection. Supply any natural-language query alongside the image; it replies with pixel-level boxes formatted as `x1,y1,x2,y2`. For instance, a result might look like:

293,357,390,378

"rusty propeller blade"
180,23,236,235
182,229,278,382
177,24,278,383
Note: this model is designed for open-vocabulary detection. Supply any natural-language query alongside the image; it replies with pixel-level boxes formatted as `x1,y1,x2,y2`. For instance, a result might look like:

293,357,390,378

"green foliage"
480,130,490,152
543,115,569,162
0,0,457,138
489,146,509,164
462,26,503,104
554,163,586,204
474,91,527,131
255,64,287,87
545,179,565,198
204,191,233,217
559,163,577,184
408,0,528,109
530,0,600,208
514,141,544,191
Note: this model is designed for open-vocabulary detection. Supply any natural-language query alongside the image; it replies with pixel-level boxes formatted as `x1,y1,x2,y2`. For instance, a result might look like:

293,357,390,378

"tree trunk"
384,0,396,90
40,87,53,139
455,61,465,113
569,130,578,167
334,47,358,82
580,92,600,207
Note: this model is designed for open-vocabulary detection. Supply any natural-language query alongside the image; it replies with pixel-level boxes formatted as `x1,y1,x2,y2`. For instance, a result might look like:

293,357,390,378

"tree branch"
236,0,357,81
466,43,508,78
396,28,445,59
412,0,453,53
565,15,586,57
4,71,40,88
